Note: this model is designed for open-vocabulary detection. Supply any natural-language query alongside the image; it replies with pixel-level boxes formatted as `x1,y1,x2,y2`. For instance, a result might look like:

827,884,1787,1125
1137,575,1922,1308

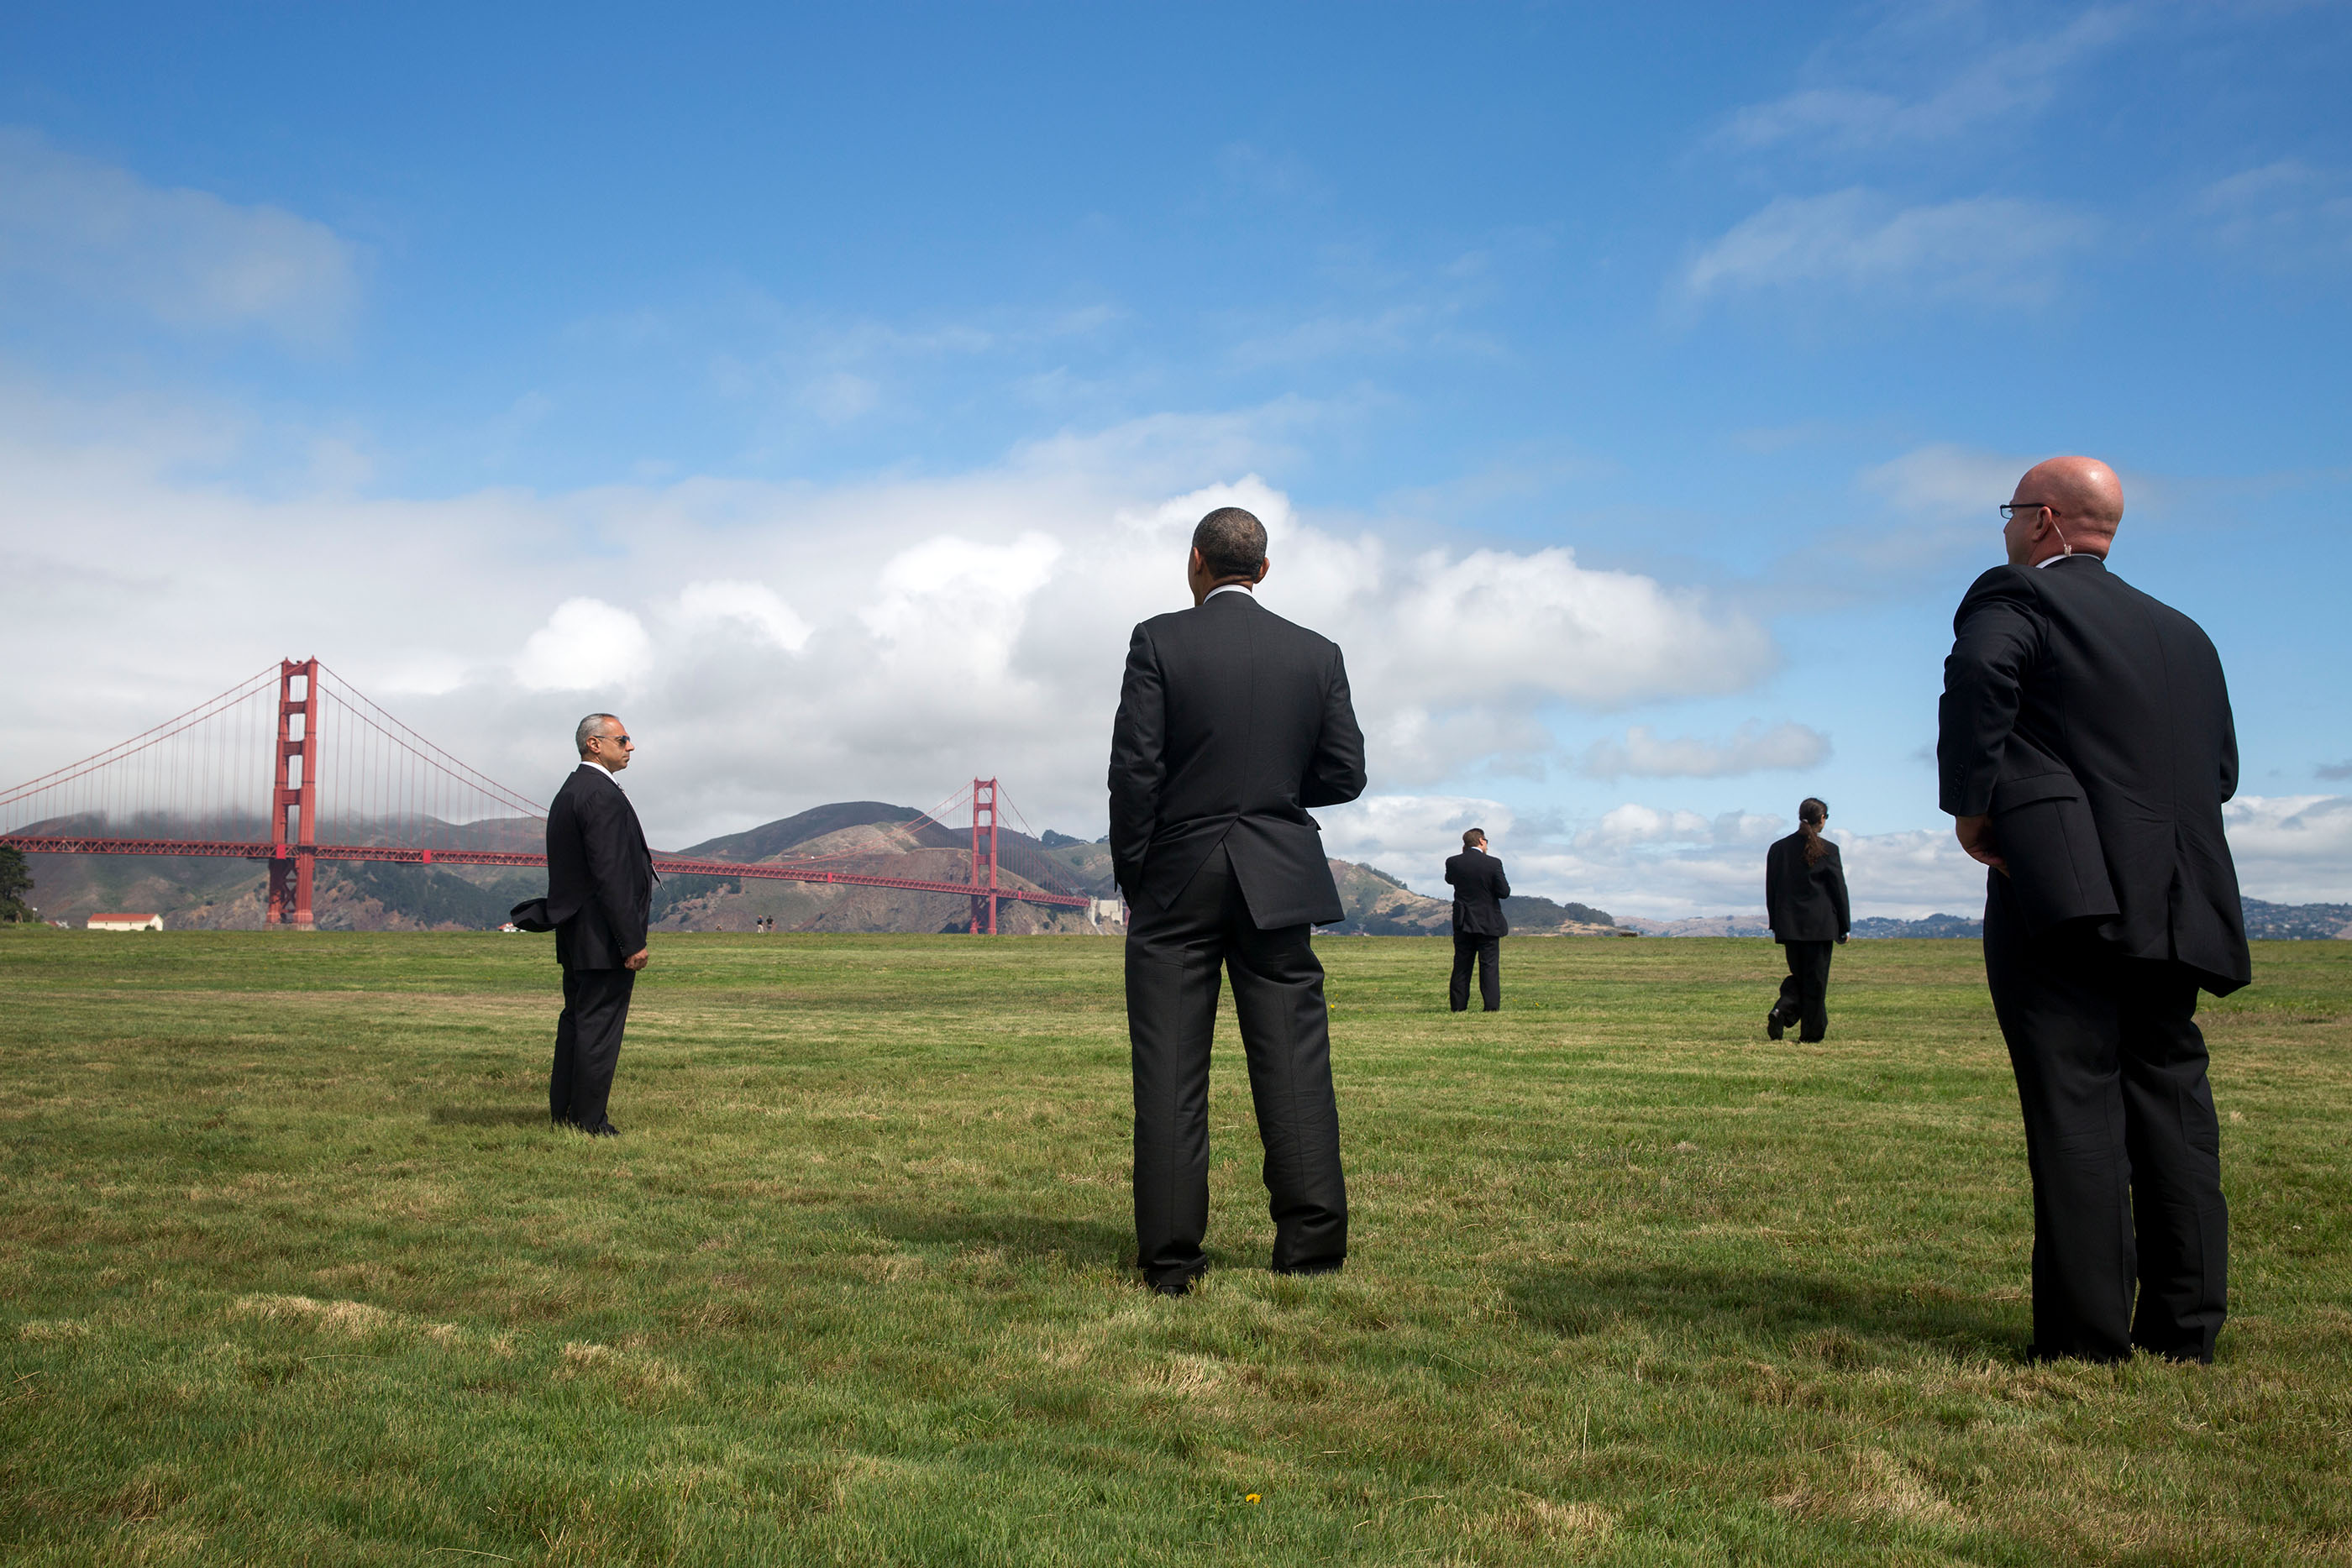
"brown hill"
675,802,961,863
653,815,1103,935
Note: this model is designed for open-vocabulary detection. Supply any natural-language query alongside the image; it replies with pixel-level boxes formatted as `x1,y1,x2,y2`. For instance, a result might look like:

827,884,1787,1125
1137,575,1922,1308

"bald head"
2006,455,2123,566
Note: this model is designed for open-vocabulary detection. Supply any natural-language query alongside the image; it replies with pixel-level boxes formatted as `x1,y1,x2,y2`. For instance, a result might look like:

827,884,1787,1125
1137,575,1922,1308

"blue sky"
3,2,2347,916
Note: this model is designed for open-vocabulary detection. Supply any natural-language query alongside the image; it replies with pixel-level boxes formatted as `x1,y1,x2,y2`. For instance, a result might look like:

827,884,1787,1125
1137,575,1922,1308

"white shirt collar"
1205,582,1255,601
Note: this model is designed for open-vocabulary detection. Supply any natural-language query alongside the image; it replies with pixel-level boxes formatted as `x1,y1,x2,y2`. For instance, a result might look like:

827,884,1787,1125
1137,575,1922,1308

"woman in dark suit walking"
1764,797,1850,1041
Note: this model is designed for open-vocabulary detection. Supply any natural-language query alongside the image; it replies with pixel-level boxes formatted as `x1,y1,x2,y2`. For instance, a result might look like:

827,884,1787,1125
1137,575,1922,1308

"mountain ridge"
12,809,2348,938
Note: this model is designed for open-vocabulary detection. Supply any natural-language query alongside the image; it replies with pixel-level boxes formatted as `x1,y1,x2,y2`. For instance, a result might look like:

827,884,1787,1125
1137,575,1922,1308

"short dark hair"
1192,506,1268,580
1463,827,1486,848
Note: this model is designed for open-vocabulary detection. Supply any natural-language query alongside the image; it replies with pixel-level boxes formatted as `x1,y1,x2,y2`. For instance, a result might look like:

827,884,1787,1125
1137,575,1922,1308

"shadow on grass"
1507,1261,2023,1360
428,1106,549,1126
853,1204,1133,1268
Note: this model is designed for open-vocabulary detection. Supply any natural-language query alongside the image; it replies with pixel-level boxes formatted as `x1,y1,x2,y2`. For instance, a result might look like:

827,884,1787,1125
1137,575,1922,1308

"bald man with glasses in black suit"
1940,455,2250,1366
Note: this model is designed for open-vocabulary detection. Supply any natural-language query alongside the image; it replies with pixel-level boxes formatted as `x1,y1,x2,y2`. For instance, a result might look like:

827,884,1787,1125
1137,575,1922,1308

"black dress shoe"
581,1120,620,1138
1766,1009,1785,1041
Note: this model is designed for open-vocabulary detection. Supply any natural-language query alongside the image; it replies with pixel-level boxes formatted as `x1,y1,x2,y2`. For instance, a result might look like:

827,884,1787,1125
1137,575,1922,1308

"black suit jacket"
1765,832,1849,943
1444,850,1510,937
1108,590,1368,928
1939,554,2250,994
545,763,654,970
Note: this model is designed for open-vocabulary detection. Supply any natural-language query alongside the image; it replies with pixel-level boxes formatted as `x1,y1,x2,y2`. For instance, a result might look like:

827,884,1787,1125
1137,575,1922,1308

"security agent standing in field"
1940,456,2249,1365
1764,797,1849,1041
1109,506,1368,1296
543,713,654,1137
1444,827,1509,1012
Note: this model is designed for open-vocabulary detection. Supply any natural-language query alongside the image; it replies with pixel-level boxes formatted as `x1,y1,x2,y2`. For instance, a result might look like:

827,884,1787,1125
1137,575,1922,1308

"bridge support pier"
266,658,319,930
968,777,999,935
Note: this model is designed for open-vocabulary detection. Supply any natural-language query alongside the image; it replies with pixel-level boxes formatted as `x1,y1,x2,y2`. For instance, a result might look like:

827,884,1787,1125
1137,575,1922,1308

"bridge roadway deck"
0,836,1093,911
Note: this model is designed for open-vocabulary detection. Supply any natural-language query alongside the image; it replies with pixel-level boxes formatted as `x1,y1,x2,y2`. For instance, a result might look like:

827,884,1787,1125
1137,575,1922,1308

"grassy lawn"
2,927,2347,1565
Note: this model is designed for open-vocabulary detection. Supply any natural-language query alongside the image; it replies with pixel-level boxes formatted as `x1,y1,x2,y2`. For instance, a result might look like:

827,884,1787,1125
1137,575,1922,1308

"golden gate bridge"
0,658,1093,933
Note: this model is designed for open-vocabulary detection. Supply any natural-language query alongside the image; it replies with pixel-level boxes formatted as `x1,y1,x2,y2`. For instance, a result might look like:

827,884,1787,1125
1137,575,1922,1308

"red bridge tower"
968,776,999,936
266,658,319,929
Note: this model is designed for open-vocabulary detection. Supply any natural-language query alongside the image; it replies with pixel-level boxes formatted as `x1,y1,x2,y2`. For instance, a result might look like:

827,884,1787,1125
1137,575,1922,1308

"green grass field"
3,928,2347,1565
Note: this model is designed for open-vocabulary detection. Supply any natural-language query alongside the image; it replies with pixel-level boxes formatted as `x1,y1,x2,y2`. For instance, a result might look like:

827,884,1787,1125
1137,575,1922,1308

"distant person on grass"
1763,797,1849,1042
1109,505,1368,1297
543,713,654,1138
1940,456,2249,1366
1444,827,1509,1012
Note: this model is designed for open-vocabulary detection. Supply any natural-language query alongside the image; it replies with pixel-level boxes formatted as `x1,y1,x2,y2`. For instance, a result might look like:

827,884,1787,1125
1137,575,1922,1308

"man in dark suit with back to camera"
1110,506,1368,1297
545,713,654,1137
1940,456,2250,1366
1444,827,1509,1012
1763,797,1850,1043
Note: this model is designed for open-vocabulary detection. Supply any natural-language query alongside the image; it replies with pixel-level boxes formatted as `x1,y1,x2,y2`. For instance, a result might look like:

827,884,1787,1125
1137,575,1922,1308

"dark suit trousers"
1449,934,1500,1012
1126,844,1348,1287
1773,941,1834,1042
1984,880,2228,1363
550,964,635,1128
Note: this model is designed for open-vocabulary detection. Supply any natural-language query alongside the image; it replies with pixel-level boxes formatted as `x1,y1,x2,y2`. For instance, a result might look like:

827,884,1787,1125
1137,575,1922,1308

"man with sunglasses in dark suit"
1110,506,1368,1297
544,713,654,1136
1940,455,2250,1366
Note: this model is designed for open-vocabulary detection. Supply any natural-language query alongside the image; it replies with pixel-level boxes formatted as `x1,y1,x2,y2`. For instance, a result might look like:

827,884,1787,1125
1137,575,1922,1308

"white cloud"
1824,441,2035,577
1857,442,2032,520
582,287,1126,439
1588,805,1717,847
1313,794,1507,872
1376,548,1769,710
1232,307,1429,365
515,599,654,693
0,128,359,345
677,580,811,653
1735,441,2040,606
2196,160,2352,270
1833,442,2167,584
2223,795,2352,905
1579,721,1830,780
0,396,1773,851
1317,794,1990,921
1719,8,2133,153
862,534,1059,649
1685,190,2097,307
1230,305,1503,368
1311,792,2352,923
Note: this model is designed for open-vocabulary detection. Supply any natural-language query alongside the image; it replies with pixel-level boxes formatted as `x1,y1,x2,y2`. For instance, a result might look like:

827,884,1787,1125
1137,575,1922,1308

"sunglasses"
596,733,633,747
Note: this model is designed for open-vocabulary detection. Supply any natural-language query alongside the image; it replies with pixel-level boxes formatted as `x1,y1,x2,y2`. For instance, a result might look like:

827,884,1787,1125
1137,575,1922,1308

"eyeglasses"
1998,501,2060,521
596,733,632,747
